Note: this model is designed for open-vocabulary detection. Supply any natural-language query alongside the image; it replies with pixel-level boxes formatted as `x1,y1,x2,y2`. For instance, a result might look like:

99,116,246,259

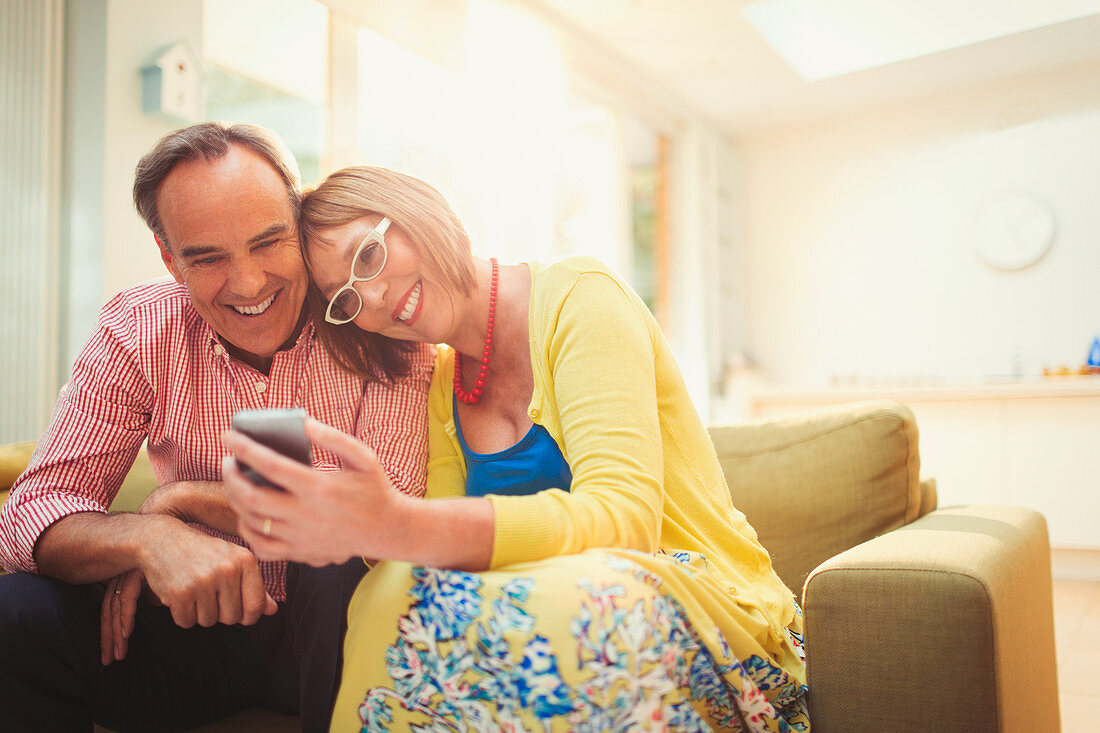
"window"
204,0,329,186
554,97,673,327
625,116,671,325
356,25,465,221
350,0,674,327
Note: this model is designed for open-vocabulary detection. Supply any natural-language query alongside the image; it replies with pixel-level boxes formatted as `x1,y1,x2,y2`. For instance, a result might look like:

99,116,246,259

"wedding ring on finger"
262,517,273,537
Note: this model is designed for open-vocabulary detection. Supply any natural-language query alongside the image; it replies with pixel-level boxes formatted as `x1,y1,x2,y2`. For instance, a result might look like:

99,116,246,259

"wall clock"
971,191,1055,271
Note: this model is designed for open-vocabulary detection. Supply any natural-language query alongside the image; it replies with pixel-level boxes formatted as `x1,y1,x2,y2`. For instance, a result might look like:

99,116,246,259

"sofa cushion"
708,400,921,596
109,449,159,513
0,440,37,511
94,706,299,733
0,441,158,514
0,440,36,490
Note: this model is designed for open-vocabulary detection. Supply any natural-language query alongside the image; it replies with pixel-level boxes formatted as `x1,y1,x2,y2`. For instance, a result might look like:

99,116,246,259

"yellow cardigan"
426,256,796,629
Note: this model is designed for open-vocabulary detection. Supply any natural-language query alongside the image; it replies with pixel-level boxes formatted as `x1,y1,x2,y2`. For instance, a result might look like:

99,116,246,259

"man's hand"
135,520,277,630
100,568,143,665
37,510,278,666
92,516,277,664
138,480,240,535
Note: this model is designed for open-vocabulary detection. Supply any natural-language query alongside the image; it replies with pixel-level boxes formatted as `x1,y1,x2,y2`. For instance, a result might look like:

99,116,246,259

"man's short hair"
133,121,301,249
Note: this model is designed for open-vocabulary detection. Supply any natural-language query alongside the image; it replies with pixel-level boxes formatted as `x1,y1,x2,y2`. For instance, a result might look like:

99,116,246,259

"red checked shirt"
0,279,431,600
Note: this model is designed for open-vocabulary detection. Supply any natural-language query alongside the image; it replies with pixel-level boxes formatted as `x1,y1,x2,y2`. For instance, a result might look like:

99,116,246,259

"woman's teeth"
398,282,421,322
233,293,275,316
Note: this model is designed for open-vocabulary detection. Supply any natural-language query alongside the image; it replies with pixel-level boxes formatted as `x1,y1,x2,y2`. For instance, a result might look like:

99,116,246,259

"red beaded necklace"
453,258,498,406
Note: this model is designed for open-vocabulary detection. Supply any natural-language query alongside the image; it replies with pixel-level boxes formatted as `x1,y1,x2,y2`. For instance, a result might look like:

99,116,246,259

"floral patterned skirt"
332,549,809,732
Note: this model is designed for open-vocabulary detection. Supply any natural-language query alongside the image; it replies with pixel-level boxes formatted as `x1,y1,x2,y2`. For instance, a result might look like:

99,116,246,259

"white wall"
738,60,1100,387
62,0,203,369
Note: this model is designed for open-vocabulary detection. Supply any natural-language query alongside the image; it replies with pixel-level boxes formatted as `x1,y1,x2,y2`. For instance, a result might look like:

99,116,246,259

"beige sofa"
1,400,1060,732
713,401,1060,732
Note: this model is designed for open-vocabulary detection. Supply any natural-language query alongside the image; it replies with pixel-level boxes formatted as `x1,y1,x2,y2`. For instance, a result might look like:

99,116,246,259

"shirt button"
528,407,540,419
212,344,224,357
255,382,267,393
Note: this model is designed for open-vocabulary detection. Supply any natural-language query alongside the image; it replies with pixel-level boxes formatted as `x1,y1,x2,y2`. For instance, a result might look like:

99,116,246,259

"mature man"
0,122,430,732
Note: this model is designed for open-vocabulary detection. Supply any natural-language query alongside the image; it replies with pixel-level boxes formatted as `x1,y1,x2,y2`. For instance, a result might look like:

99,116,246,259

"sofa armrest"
802,504,1060,733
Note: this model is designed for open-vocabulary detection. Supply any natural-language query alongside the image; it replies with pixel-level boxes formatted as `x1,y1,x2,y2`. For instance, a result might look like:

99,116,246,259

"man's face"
157,145,308,371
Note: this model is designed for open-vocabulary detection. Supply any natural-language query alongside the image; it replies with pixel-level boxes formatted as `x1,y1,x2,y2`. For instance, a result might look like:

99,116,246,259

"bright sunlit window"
357,0,564,263
204,0,329,185
354,0,672,324
624,116,670,324
356,24,466,231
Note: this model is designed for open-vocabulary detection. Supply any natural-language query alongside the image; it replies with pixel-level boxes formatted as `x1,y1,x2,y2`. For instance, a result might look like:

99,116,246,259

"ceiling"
524,0,1100,136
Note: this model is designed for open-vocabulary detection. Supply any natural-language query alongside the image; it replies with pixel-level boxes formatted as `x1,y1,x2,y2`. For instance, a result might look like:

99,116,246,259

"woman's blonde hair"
300,166,476,379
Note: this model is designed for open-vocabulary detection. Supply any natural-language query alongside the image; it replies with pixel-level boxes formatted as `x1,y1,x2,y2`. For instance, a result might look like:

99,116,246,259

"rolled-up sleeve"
0,307,151,573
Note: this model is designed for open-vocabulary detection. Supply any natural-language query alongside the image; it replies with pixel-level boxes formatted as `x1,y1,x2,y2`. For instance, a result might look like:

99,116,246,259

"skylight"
741,0,1100,81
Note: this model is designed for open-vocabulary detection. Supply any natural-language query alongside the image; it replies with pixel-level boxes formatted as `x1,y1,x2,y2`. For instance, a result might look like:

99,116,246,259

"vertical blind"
0,0,63,442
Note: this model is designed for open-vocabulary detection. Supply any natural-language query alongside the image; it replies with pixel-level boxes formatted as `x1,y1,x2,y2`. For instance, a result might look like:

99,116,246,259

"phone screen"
230,407,312,490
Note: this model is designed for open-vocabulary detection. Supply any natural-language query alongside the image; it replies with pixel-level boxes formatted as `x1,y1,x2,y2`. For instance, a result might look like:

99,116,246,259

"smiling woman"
299,167,476,382
221,163,811,732
307,214,459,345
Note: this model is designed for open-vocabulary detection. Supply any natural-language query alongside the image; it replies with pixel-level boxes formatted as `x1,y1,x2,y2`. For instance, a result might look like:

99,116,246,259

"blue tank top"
454,395,573,497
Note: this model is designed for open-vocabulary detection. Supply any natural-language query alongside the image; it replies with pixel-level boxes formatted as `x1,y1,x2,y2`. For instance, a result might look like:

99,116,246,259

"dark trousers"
0,558,369,733
285,559,370,732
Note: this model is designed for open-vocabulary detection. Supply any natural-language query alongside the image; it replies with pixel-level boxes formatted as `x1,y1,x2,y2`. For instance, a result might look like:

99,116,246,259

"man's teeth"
233,293,275,316
398,282,421,321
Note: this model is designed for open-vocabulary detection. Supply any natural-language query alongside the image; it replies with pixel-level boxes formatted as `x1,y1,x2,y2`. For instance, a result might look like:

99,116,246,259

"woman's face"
306,215,460,343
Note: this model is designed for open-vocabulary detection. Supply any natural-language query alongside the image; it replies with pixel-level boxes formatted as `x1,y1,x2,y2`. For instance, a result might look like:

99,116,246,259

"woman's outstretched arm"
222,419,494,570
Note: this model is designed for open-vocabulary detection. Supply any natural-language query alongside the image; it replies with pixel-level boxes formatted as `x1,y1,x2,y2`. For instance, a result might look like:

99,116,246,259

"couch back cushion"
708,401,922,596
0,441,37,491
0,440,37,510
0,442,158,515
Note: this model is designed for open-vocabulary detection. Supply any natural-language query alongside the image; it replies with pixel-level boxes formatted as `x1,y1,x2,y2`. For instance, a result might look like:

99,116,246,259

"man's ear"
157,236,185,284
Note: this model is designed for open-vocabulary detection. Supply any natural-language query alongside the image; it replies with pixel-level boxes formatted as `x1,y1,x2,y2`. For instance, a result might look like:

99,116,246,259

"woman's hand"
222,419,413,566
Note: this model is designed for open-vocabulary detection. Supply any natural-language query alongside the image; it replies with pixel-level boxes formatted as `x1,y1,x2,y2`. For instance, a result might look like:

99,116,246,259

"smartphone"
230,407,312,490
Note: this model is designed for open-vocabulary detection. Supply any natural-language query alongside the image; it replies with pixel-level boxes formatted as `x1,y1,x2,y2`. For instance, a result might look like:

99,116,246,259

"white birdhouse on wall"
141,41,203,123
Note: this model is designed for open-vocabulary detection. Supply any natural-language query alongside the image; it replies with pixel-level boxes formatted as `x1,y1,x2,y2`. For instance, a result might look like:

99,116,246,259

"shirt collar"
203,315,315,362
